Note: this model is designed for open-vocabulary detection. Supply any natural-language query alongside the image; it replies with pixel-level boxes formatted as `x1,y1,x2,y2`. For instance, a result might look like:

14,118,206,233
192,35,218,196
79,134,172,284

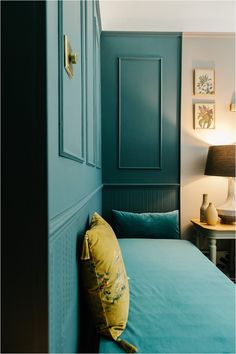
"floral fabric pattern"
81,212,129,341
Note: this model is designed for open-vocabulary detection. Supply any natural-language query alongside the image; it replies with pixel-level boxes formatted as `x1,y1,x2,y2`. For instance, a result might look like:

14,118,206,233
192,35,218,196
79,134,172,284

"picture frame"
194,103,215,129
194,69,215,95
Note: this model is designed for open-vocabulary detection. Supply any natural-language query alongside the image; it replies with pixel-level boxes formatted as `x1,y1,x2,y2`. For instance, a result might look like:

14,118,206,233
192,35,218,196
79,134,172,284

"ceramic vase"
205,202,218,226
200,194,208,222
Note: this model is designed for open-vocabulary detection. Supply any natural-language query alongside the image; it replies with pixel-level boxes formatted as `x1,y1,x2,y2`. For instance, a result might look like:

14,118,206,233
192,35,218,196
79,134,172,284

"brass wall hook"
64,35,78,79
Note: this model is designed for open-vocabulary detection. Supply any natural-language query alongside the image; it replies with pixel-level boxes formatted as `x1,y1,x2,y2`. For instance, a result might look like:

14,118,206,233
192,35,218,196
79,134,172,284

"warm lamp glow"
196,131,236,145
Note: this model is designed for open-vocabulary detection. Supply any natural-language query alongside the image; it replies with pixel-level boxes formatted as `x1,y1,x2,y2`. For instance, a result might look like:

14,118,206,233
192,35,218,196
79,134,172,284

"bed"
81,210,235,354
99,238,235,354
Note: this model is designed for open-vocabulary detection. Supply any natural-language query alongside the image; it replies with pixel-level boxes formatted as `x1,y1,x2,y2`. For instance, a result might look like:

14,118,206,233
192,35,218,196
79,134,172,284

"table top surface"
191,218,236,232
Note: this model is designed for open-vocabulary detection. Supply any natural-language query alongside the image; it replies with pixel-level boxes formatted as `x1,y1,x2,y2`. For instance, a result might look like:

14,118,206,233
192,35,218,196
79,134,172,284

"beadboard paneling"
102,184,180,221
49,187,102,353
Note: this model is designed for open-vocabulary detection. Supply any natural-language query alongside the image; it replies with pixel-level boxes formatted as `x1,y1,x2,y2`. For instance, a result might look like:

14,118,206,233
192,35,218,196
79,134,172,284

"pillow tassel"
116,337,138,353
81,235,90,260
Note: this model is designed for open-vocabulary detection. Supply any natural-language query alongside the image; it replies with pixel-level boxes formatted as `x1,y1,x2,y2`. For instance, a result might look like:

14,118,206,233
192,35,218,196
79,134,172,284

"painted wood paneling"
47,1,102,352
86,1,96,166
101,33,181,218
49,188,102,354
58,1,84,162
101,32,181,184
119,57,162,169
94,15,102,169
48,0,102,219
102,184,179,220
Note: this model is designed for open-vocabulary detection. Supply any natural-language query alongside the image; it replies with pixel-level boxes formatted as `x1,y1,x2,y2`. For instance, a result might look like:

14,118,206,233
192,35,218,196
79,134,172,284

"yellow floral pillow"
81,213,137,353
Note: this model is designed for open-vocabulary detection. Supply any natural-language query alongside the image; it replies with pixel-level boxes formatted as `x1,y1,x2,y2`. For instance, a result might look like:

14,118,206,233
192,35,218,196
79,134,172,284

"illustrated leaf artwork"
196,74,213,94
197,105,214,128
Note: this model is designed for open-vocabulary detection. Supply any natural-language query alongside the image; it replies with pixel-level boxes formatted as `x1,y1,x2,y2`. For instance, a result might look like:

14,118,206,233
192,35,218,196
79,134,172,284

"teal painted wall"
46,1,102,352
101,33,181,218
101,33,181,184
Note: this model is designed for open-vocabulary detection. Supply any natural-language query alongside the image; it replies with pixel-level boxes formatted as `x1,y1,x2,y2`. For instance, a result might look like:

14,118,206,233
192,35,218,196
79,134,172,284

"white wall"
181,33,236,240
100,1,236,32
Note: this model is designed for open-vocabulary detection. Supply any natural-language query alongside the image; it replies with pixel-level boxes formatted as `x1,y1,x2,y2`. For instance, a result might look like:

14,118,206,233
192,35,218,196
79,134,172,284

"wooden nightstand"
191,218,236,266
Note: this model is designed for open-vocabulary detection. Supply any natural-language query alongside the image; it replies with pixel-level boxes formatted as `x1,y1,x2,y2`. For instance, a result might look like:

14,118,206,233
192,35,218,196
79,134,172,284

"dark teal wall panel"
101,33,181,184
119,57,162,169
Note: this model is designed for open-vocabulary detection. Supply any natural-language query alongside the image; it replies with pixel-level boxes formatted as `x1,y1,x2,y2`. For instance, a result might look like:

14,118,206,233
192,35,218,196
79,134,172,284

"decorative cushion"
81,213,130,342
112,209,180,239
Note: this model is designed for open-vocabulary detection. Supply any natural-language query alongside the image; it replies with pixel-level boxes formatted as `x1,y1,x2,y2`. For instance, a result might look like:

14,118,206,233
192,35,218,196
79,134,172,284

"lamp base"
217,177,236,225
218,213,236,224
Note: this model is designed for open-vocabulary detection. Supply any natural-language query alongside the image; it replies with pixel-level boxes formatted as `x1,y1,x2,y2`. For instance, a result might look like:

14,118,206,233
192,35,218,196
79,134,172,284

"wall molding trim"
103,183,180,187
58,0,85,163
85,0,96,167
95,0,102,34
49,184,103,237
118,56,162,169
183,32,235,38
102,31,182,37
94,15,102,169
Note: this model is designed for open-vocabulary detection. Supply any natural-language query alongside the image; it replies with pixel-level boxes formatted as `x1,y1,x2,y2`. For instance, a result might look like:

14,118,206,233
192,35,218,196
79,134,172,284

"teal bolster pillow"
112,210,180,239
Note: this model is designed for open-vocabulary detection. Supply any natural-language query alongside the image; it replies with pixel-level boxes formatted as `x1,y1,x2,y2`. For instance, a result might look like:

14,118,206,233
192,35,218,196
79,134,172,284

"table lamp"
204,144,236,224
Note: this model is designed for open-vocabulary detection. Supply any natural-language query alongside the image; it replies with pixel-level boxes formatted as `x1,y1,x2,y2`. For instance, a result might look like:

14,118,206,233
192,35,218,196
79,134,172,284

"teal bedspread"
99,239,235,353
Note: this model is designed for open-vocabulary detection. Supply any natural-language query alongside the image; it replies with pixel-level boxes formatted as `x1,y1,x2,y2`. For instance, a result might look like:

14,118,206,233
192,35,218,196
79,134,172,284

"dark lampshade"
204,145,236,177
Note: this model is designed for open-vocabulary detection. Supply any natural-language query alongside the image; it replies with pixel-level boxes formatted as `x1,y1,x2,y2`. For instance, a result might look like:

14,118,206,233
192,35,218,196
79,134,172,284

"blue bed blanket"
99,239,235,354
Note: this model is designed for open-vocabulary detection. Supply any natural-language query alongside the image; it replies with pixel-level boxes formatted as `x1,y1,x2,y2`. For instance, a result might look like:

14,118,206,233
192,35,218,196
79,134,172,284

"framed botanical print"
194,103,215,129
194,69,215,95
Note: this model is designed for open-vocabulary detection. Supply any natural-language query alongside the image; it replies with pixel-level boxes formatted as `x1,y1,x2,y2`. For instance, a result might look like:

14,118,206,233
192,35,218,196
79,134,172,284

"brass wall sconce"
64,35,78,79
230,103,236,112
